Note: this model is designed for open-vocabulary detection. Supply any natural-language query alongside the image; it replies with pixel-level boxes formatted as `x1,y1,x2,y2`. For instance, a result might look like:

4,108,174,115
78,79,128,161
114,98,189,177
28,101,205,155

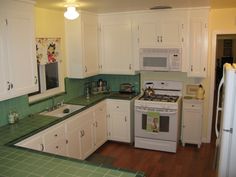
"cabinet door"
82,21,99,77
138,22,157,47
0,17,9,100
182,109,202,143
110,113,129,142
107,99,131,143
100,22,134,74
65,13,99,78
66,129,81,159
6,7,38,98
79,110,94,160
188,17,208,77
94,101,107,148
66,114,82,159
161,20,183,47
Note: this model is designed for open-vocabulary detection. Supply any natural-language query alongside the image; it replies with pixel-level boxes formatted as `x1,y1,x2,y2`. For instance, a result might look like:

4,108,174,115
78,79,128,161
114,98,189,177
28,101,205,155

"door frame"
208,30,236,142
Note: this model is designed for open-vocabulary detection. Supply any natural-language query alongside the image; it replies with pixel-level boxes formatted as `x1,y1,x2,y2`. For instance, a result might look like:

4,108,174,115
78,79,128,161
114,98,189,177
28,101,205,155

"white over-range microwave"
139,48,182,72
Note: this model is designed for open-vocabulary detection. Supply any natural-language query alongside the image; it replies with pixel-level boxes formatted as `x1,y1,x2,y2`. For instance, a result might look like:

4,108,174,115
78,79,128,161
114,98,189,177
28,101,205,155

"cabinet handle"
80,130,83,137
157,36,160,42
125,116,127,122
11,83,13,89
85,66,87,72
129,64,132,70
204,67,206,71
40,144,44,151
191,65,193,71
7,81,11,90
191,105,195,107
160,36,163,42
95,121,98,127
34,76,38,84
116,106,119,108
66,139,68,144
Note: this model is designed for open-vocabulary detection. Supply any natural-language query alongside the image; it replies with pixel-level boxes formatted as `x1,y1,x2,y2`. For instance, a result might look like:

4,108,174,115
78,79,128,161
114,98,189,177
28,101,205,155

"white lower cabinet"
181,98,204,148
106,99,133,143
16,101,108,159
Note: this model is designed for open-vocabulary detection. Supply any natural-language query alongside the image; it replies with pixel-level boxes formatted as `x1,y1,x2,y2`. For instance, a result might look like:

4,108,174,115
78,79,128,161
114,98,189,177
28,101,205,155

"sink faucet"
51,96,56,111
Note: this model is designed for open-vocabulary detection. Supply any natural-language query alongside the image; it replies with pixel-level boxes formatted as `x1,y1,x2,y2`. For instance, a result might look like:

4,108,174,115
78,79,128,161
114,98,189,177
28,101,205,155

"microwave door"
142,53,169,71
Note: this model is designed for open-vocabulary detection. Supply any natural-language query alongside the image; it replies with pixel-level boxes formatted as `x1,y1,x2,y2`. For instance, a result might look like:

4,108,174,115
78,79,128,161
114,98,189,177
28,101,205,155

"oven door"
135,107,178,141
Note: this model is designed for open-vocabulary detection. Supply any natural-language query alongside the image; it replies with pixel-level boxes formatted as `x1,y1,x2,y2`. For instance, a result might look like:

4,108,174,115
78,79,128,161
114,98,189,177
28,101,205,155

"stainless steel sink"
40,104,85,118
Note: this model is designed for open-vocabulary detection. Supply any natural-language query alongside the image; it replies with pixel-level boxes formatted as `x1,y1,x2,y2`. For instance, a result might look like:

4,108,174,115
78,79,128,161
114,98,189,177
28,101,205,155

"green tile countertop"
0,93,144,177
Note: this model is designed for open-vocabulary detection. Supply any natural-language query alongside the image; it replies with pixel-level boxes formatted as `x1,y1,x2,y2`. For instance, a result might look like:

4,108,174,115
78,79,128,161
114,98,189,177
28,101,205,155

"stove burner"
139,94,179,102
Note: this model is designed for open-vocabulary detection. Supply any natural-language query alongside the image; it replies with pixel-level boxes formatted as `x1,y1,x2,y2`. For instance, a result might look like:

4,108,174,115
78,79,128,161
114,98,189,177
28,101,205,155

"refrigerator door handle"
215,77,224,138
223,128,233,134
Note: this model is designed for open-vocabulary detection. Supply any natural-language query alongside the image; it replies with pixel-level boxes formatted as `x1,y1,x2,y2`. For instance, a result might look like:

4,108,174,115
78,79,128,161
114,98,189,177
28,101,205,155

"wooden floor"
94,140,217,177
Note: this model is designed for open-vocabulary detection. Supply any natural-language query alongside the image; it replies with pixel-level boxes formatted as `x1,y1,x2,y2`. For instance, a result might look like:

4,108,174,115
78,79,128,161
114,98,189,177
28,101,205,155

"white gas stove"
134,80,183,153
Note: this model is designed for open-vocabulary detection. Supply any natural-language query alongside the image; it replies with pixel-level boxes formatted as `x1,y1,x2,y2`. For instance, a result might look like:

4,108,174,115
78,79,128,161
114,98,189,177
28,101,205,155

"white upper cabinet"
99,14,135,75
187,9,209,78
0,0,38,101
65,13,99,78
136,11,186,49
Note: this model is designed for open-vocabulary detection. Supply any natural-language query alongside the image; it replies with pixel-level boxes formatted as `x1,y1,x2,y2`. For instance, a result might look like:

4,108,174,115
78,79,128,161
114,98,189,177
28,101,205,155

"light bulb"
64,6,79,20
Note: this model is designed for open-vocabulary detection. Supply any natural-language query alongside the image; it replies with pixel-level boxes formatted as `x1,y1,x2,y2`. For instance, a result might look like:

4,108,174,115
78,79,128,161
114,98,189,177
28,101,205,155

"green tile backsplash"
0,74,140,127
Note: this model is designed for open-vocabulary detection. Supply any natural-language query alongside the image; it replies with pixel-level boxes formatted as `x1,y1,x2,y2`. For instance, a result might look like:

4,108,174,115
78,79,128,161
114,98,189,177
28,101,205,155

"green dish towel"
146,112,160,133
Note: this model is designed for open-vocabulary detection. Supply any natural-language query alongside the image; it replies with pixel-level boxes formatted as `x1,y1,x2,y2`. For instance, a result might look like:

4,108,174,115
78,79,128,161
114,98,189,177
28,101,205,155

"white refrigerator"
215,63,236,177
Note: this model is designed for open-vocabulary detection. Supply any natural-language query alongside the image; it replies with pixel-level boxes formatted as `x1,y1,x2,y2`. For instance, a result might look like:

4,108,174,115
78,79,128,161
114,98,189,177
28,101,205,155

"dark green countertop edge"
2,92,145,177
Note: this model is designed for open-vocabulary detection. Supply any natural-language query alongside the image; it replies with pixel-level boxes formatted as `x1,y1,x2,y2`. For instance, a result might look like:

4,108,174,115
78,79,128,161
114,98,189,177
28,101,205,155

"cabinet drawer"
183,103,201,110
44,123,66,145
107,100,130,112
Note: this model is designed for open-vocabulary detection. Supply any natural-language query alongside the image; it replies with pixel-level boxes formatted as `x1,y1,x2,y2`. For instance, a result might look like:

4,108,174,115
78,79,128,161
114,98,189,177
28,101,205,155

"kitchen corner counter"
0,93,144,177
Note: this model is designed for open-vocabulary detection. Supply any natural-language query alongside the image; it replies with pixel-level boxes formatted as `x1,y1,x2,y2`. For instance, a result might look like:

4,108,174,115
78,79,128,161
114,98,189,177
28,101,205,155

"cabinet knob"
56,146,59,149
54,134,58,137
7,81,11,90
129,64,132,70
116,106,119,108
40,144,44,151
34,76,38,84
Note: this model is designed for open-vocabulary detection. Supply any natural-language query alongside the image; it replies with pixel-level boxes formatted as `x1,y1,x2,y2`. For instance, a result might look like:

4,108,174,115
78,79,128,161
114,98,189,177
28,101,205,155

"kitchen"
0,0,236,177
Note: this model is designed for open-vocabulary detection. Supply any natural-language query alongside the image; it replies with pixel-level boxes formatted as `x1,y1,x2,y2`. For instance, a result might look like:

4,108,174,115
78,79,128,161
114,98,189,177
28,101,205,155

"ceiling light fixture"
64,6,79,20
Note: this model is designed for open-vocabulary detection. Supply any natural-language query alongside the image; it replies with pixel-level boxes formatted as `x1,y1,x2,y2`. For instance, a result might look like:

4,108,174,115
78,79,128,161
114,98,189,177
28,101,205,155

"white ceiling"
35,0,236,13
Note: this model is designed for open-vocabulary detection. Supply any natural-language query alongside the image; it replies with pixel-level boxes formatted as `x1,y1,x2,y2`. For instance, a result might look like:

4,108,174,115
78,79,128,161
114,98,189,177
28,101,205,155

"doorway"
211,34,236,140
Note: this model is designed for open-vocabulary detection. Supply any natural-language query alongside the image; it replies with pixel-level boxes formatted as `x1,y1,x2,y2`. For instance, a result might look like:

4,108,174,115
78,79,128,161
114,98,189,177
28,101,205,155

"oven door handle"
136,108,177,114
